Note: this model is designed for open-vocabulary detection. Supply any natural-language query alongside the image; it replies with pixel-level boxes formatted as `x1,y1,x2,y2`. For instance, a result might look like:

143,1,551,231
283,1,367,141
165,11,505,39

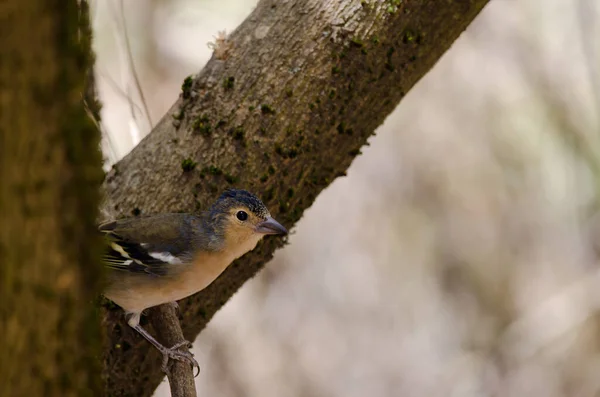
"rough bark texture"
0,1,105,396
101,0,490,395
149,305,198,397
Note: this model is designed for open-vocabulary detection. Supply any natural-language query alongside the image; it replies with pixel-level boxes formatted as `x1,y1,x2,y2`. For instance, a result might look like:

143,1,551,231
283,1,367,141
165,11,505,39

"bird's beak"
256,217,288,235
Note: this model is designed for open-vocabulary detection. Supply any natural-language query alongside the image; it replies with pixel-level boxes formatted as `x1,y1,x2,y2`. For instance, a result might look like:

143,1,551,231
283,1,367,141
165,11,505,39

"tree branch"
101,0,490,395
148,305,197,397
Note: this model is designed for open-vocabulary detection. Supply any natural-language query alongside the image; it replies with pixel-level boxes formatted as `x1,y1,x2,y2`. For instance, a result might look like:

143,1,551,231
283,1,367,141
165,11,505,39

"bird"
99,189,288,374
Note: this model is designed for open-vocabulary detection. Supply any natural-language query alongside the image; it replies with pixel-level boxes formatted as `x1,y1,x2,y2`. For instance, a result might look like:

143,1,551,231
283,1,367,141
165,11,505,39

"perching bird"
100,189,287,373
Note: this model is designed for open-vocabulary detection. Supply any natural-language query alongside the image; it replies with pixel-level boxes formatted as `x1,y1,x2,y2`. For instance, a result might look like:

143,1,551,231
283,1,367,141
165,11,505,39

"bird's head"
204,189,287,254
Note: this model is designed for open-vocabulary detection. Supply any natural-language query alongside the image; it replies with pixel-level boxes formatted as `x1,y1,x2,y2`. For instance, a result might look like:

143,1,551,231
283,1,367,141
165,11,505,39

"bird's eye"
236,210,248,221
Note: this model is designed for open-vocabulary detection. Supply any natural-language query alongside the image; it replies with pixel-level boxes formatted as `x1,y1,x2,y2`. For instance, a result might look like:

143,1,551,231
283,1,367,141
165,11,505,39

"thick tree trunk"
0,1,104,396
101,0,490,395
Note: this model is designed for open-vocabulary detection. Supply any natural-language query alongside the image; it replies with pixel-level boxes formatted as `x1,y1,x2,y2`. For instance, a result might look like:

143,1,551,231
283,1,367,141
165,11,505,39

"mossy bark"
0,1,105,396
101,0,490,395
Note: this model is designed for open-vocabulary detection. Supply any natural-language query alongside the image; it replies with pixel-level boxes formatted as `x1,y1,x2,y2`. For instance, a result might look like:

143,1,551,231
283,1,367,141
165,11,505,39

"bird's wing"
99,214,196,277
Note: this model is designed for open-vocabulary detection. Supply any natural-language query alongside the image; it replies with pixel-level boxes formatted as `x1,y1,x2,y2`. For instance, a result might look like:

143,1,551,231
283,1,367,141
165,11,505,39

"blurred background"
90,0,600,396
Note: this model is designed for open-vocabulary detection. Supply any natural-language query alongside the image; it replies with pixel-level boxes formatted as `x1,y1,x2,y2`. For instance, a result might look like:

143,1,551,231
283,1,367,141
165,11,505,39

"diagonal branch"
101,0,490,395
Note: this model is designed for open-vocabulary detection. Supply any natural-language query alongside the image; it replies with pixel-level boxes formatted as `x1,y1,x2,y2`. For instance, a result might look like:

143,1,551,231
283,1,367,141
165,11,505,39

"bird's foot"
159,340,200,377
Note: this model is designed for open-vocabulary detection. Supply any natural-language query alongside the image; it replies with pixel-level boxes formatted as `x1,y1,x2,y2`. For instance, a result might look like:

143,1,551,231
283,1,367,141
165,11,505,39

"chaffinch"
100,189,287,373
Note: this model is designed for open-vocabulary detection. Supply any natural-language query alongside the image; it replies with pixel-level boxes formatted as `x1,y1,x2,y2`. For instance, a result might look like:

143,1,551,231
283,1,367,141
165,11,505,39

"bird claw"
159,340,200,377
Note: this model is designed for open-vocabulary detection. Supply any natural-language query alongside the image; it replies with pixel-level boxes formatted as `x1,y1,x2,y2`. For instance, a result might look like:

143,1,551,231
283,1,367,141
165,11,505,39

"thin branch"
97,68,147,118
148,304,198,397
105,0,153,147
117,0,153,130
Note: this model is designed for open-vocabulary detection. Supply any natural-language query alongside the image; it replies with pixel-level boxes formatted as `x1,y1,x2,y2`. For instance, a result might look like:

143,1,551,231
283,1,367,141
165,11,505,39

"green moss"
249,105,255,111
268,165,275,175
200,165,222,176
261,104,275,115
337,122,354,136
386,0,402,13
402,29,421,44
259,174,268,182
286,188,294,198
290,207,301,220
371,36,380,44
350,37,364,48
192,114,211,136
231,126,245,141
328,89,336,99
181,158,197,172
193,121,212,136
223,76,235,89
197,125,212,136
181,76,193,99
224,174,238,184
331,66,341,74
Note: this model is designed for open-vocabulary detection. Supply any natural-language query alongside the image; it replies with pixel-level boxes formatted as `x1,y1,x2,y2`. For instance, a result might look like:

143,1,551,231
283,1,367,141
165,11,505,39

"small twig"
117,0,153,130
148,304,197,397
